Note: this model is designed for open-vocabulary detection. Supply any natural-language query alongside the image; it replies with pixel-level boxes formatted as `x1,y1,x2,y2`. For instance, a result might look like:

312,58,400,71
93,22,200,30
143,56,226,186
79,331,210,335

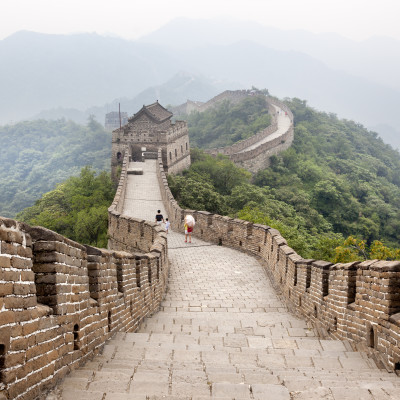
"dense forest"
0,117,111,217
176,95,272,149
16,167,115,248
169,97,400,262
4,94,400,261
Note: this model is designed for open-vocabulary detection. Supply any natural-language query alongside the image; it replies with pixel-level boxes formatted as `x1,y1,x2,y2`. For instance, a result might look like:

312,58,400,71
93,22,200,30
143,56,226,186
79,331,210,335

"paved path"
49,160,400,400
237,104,291,153
122,160,165,222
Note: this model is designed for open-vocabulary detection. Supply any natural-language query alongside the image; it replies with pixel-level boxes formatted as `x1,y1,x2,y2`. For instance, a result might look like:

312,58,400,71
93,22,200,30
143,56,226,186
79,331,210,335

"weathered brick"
22,320,39,336
0,255,11,268
4,351,25,368
3,297,25,310
17,246,33,258
20,270,35,282
0,283,14,296
11,256,32,269
13,283,36,296
10,337,28,351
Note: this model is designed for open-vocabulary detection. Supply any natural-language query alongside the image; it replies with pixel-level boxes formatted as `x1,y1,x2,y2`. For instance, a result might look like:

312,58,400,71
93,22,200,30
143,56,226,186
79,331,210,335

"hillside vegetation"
178,95,272,149
169,98,400,262
17,167,115,248
0,117,111,217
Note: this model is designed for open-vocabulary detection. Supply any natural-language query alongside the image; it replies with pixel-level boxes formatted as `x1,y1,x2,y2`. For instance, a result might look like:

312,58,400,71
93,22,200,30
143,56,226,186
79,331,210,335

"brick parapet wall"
206,99,278,157
203,96,294,172
156,149,400,371
199,90,250,112
171,90,250,116
267,96,294,121
109,148,129,213
230,125,294,162
0,149,169,399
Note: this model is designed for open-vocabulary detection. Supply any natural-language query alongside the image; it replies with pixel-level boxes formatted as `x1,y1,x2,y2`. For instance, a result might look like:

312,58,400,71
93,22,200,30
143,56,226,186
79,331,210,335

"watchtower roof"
129,101,173,124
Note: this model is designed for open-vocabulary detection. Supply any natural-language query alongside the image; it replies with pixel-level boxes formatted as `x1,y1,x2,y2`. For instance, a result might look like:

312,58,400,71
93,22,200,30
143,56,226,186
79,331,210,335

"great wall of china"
0,91,399,399
172,91,294,173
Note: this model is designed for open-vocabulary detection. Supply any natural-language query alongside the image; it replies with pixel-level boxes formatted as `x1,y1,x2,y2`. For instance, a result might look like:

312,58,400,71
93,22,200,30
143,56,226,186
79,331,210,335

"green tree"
17,167,115,247
0,118,111,218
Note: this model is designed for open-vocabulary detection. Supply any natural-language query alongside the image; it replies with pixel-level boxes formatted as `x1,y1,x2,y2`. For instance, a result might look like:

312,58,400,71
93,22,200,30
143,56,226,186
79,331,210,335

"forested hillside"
169,98,400,261
17,167,115,248
177,95,272,149
0,117,111,217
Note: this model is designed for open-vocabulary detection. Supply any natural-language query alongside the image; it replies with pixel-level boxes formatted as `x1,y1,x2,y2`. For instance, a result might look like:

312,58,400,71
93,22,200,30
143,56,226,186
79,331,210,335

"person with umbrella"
184,215,195,243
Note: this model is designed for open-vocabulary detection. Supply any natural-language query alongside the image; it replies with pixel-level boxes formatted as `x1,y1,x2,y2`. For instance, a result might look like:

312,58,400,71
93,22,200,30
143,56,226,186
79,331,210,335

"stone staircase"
48,231,400,400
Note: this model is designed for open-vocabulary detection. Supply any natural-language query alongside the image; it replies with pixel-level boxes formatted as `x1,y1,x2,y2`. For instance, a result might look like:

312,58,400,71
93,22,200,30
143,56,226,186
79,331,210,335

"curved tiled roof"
129,101,172,124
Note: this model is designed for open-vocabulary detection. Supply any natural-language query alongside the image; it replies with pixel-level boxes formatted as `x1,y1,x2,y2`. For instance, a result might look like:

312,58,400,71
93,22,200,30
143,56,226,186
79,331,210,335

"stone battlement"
2,96,399,399
174,90,295,173
171,90,251,115
206,100,278,157
205,96,294,172
156,149,400,372
0,150,169,399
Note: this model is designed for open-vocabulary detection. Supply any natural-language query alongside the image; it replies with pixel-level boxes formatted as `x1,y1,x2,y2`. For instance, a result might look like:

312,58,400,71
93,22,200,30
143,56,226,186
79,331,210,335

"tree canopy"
0,116,111,218
176,95,272,149
169,97,400,262
17,166,115,248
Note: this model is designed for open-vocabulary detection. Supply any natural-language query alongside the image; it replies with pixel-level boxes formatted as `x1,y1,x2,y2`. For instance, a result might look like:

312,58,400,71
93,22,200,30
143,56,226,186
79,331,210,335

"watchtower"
111,101,191,182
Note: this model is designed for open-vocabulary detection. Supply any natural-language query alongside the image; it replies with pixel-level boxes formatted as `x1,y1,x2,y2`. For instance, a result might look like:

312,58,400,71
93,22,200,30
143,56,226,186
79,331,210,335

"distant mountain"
169,40,400,149
139,18,400,92
1,27,399,149
0,31,179,123
139,19,400,149
32,72,232,125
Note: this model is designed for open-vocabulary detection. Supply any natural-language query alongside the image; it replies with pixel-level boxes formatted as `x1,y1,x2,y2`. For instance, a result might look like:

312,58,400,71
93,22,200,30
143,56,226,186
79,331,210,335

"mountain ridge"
1,26,399,149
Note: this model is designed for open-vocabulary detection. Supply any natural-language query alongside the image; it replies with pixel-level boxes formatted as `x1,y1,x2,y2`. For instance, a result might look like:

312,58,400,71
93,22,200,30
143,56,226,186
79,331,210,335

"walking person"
165,218,170,234
184,215,195,243
155,210,164,225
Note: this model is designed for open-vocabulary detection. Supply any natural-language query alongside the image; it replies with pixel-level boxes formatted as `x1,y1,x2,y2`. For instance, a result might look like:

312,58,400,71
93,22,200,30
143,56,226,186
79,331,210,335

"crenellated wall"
206,100,278,157
0,149,169,399
172,90,294,174
2,92,399,399
202,95,294,173
156,149,400,372
170,90,251,115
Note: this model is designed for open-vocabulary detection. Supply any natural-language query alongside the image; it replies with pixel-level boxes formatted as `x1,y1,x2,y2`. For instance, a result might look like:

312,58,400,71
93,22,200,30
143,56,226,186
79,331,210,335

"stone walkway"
48,160,400,400
237,104,291,153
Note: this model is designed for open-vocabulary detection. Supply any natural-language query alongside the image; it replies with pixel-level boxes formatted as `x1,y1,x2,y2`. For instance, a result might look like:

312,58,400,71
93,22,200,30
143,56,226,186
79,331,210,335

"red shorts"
187,227,193,233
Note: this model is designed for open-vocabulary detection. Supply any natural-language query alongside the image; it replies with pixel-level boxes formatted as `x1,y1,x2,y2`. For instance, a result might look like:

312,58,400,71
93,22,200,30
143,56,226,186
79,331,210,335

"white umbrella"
185,215,195,227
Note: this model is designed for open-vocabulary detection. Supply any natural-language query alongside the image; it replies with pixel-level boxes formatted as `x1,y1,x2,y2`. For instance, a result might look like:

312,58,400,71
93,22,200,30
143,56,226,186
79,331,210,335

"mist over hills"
0,31,178,122
1,22,399,149
33,72,230,124
140,18,400,92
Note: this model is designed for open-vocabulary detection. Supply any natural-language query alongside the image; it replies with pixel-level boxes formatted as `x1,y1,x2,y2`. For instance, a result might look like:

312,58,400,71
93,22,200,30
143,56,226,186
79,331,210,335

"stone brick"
3,297,25,310
0,283,14,296
11,337,29,351
11,257,32,269
0,255,11,268
13,283,36,296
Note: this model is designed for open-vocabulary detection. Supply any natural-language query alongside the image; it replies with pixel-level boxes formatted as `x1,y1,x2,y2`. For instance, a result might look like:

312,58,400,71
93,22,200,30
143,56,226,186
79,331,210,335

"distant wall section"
206,96,294,173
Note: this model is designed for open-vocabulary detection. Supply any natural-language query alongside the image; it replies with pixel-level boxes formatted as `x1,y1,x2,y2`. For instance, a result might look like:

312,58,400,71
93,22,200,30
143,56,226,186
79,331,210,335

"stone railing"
171,90,250,116
156,149,400,371
158,120,188,143
230,126,294,162
206,100,278,156
205,96,294,172
0,150,169,399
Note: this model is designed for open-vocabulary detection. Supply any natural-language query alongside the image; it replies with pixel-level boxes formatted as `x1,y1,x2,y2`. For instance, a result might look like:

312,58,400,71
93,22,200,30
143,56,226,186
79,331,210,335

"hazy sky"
1,0,400,42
